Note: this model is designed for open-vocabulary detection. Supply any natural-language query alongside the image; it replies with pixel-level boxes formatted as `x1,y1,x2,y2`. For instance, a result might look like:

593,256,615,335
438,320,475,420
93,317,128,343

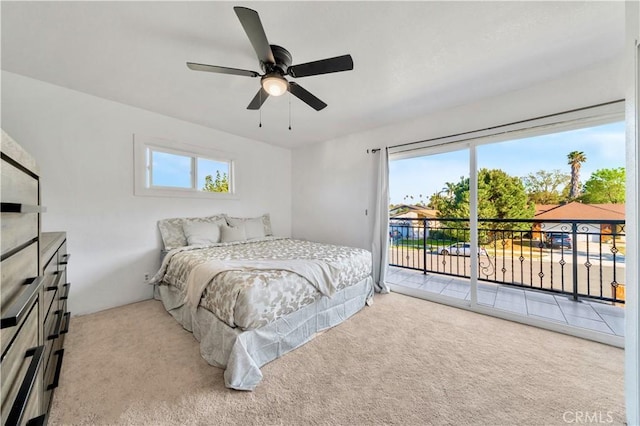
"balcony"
388,217,625,338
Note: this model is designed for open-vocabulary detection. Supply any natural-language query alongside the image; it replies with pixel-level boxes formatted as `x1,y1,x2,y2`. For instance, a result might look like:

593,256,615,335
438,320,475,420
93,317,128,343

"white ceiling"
1,1,625,149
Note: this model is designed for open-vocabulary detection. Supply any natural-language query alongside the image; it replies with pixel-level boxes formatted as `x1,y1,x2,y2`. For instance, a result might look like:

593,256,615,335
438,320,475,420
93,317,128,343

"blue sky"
151,151,229,190
389,121,626,205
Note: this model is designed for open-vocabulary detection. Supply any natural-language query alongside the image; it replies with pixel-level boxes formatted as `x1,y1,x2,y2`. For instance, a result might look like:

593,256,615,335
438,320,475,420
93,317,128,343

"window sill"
134,187,239,200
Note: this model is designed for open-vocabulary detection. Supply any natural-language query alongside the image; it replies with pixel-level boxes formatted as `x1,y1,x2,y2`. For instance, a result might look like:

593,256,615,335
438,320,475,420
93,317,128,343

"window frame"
134,134,237,199
389,101,624,160
387,101,626,345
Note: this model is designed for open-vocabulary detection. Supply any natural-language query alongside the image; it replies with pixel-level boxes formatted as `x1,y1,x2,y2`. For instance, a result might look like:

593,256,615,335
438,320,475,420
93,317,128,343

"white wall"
291,59,625,250
1,71,292,315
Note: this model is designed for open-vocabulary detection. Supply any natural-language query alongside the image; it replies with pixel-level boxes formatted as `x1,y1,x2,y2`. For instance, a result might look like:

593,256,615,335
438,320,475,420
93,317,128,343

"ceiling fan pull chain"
288,91,292,130
259,90,262,128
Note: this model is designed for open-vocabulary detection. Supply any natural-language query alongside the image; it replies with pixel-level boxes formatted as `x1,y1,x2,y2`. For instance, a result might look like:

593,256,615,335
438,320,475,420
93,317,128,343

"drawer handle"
47,349,65,391
1,277,44,329
46,270,63,292
0,202,42,213
61,312,71,334
26,414,45,426
48,310,63,340
6,345,45,426
60,283,71,300
59,253,71,265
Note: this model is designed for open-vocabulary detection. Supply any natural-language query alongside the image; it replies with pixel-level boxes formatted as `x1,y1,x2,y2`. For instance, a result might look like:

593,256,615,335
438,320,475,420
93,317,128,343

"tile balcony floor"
386,266,625,337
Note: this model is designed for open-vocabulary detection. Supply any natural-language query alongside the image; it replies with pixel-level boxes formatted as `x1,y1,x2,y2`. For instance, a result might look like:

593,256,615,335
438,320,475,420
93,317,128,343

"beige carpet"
49,293,625,425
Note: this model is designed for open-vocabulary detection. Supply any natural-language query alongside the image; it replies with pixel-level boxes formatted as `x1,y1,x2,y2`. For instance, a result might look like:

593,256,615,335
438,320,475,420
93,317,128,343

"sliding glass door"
386,105,625,342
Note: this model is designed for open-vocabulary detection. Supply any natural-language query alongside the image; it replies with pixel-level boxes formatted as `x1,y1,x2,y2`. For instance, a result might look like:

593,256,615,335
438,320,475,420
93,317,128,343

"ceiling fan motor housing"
263,45,292,75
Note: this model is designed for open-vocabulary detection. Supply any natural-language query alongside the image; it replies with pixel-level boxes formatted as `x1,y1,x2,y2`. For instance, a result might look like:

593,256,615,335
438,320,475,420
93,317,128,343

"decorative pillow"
226,214,272,237
183,221,221,246
243,220,266,240
220,224,247,243
158,214,227,249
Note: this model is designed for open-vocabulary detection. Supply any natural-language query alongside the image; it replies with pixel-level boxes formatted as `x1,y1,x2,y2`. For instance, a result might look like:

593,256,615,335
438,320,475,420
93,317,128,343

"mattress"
151,237,372,330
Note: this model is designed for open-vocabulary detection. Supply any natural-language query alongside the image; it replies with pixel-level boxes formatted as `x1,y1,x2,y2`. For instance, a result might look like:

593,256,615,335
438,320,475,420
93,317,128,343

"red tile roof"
534,202,625,221
534,204,559,216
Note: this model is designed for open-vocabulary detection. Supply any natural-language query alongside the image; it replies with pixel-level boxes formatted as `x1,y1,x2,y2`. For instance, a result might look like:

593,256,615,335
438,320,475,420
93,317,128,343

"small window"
134,135,236,198
150,150,192,189
197,158,230,193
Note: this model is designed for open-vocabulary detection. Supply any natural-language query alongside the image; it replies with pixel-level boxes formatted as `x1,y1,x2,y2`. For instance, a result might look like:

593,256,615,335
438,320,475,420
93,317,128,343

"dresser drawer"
42,254,58,286
43,283,57,324
43,345,64,413
58,283,70,313
58,242,68,265
0,301,43,425
58,244,69,299
57,307,70,350
57,242,68,275
0,159,38,205
1,248,40,357
21,377,43,426
0,212,38,257
1,243,39,314
43,308,63,378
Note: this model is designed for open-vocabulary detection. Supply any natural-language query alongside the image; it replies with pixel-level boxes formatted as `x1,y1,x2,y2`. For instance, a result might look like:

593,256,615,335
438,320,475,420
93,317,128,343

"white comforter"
150,237,372,330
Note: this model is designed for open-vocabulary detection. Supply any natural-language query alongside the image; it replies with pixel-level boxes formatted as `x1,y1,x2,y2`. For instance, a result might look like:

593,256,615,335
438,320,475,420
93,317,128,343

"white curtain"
372,147,390,293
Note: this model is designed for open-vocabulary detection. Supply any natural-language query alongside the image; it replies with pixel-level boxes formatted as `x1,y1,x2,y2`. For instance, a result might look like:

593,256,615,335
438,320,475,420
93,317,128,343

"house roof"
534,204,560,216
534,202,625,221
390,204,439,219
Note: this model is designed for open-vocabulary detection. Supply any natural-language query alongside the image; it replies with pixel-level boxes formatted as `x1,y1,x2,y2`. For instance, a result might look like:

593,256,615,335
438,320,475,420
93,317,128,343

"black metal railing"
389,217,626,304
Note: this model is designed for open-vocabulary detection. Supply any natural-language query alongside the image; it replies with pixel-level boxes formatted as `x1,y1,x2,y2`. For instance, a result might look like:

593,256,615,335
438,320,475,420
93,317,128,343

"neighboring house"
389,205,439,239
533,201,625,243
389,204,439,219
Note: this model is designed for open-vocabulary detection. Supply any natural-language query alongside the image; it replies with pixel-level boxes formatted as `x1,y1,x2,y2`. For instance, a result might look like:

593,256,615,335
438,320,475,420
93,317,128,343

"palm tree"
442,182,457,199
567,151,587,199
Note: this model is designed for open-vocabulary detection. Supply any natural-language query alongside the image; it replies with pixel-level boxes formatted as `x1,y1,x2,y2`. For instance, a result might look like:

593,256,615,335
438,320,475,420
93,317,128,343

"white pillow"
158,214,227,249
220,224,247,243
243,218,266,239
183,221,221,246
227,214,272,236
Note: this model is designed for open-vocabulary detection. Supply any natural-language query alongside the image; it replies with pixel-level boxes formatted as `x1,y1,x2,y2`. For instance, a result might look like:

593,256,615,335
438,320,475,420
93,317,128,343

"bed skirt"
155,276,373,390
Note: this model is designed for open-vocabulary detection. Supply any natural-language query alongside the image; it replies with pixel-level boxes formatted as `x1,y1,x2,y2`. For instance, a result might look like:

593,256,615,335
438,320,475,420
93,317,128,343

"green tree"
567,151,587,199
523,169,570,204
438,169,534,220
441,182,457,200
435,169,534,243
478,168,535,220
580,167,626,203
427,192,446,210
202,171,229,193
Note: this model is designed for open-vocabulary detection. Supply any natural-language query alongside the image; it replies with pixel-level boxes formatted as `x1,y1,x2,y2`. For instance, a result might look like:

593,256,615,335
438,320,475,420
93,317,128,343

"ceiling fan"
187,6,354,111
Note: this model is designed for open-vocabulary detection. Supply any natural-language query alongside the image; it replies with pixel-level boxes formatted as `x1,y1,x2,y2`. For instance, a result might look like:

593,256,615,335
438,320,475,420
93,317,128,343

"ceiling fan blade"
288,54,353,78
247,87,270,110
288,82,327,111
234,7,275,65
187,62,260,78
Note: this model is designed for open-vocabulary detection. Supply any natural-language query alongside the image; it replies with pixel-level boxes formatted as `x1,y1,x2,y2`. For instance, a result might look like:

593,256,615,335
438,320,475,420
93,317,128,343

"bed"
150,214,374,390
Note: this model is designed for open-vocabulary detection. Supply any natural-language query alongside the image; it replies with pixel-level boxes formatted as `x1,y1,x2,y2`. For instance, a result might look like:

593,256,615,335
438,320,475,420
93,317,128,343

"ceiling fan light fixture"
261,74,288,97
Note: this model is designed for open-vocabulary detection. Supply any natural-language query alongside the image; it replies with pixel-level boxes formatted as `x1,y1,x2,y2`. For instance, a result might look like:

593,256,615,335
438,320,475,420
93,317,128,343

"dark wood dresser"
39,232,69,418
1,130,70,425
